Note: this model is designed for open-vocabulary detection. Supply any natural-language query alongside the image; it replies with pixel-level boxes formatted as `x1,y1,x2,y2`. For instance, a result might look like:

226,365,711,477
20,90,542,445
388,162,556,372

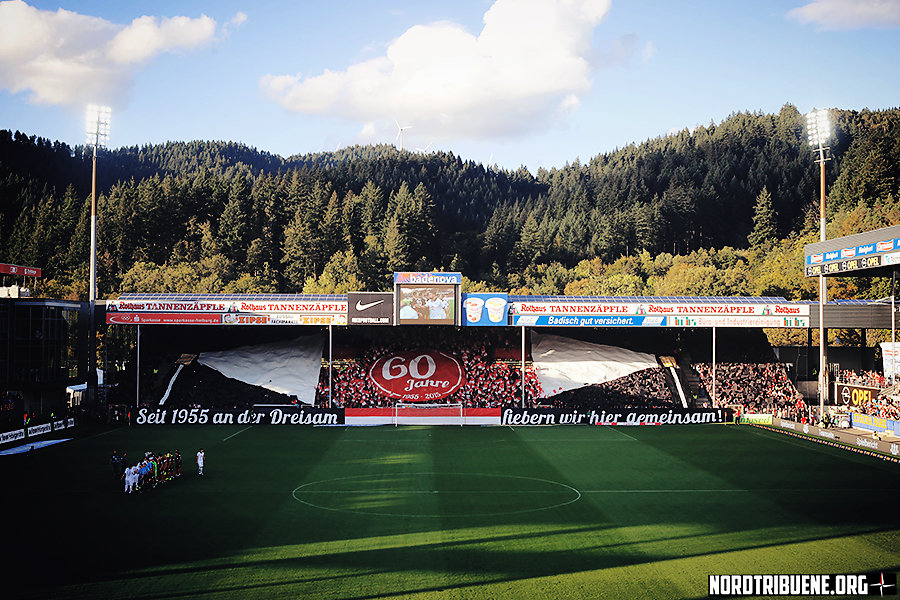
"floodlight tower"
85,104,111,405
806,108,831,420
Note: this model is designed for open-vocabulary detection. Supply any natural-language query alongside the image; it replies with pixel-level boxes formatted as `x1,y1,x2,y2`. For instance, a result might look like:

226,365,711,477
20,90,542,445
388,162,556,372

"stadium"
3,249,900,598
1,5,899,594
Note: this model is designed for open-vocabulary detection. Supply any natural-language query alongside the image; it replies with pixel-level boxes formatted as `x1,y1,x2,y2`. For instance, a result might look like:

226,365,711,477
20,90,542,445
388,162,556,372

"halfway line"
223,426,252,442
580,488,878,493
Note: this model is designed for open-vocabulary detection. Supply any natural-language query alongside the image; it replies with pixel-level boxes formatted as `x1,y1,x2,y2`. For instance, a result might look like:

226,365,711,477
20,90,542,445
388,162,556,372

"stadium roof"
508,296,791,303
116,293,346,302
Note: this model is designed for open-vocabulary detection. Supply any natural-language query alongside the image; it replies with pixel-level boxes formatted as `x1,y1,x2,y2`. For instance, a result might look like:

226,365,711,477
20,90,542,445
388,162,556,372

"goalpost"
393,402,465,426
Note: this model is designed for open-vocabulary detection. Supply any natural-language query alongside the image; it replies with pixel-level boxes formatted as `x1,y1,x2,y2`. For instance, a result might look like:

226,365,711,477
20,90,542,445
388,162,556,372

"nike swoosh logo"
355,299,384,311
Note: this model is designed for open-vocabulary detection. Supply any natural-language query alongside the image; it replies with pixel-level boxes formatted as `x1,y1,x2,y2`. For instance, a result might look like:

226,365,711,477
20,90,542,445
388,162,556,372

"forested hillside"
1,103,899,307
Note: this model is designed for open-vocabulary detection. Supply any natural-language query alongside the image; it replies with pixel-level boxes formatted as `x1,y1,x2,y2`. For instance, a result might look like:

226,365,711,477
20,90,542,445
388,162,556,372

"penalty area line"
223,426,252,442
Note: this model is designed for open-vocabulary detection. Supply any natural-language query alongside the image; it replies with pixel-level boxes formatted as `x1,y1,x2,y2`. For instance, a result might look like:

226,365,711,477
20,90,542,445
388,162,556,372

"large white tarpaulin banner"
197,335,325,404
882,342,899,379
531,333,658,397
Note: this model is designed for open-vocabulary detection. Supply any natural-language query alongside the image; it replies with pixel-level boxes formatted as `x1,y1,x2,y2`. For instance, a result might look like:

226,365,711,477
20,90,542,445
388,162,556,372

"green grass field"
4,424,900,599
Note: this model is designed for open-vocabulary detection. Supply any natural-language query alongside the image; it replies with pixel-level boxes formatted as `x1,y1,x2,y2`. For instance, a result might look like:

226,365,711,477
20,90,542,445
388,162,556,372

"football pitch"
4,424,900,599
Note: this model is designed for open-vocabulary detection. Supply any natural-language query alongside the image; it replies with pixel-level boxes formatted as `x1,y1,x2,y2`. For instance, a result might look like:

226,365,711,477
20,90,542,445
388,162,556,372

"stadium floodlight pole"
135,324,140,423
806,108,831,421
85,104,111,408
711,326,717,407
521,325,526,409
328,324,333,409
891,269,897,384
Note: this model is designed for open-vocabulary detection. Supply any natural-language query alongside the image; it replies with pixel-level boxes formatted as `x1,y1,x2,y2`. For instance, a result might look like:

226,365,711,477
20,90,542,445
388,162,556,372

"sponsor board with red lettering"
106,313,223,325
512,302,808,317
0,263,42,277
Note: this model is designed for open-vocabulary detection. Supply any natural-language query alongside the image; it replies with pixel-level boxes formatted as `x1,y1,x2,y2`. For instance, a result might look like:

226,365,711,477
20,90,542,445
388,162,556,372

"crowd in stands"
773,398,814,423
837,369,888,389
859,396,900,420
550,368,674,411
144,327,853,416
318,328,543,408
163,364,295,411
112,449,182,494
692,362,801,411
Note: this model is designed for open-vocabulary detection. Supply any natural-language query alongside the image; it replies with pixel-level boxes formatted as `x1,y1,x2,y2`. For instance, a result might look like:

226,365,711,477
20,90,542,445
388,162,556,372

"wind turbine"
416,141,433,154
395,120,412,152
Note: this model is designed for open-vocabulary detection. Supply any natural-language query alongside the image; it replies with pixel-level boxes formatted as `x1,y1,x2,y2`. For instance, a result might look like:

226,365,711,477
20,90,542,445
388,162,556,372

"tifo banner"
462,293,509,326
197,335,324,404
882,342,899,379
368,350,465,401
531,333,658,397
135,407,344,426
501,408,729,426
834,383,880,406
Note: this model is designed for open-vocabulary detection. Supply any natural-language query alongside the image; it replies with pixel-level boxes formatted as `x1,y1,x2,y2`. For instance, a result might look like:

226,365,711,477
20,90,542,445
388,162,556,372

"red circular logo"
368,351,465,402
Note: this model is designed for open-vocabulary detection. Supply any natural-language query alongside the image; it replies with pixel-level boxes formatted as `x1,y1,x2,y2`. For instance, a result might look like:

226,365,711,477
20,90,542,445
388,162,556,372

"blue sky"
1,0,899,172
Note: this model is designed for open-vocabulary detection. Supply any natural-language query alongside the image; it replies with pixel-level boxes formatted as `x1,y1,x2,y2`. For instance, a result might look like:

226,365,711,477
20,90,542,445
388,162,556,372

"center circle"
291,472,582,518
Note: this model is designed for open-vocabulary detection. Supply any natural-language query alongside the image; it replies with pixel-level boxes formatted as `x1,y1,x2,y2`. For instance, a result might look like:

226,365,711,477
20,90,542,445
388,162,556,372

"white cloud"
0,0,226,107
788,0,900,29
261,0,613,141
107,14,216,64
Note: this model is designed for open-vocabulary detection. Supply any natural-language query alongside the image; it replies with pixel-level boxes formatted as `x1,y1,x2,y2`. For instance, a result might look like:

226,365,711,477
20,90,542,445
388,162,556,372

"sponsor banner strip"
764,418,900,461
805,234,900,266
0,429,26,444
0,263,42,277
108,313,347,325
344,408,501,417
108,300,348,313
513,302,809,317
514,315,665,327
850,412,900,436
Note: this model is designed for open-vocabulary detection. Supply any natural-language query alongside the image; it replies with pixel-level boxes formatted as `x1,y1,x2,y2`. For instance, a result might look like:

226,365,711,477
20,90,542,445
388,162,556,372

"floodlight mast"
806,108,831,421
85,104,111,407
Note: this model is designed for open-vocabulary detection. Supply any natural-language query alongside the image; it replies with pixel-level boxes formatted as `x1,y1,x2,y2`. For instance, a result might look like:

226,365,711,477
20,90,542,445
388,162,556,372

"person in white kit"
196,448,205,475
124,464,137,494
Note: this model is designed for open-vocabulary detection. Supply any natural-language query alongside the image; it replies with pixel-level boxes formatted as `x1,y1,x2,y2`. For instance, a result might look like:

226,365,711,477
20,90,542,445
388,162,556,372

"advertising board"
834,383,881,407
348,292,394,325
510,300,808,328
106,298,348,326
0,263,42,277
462,293,509,326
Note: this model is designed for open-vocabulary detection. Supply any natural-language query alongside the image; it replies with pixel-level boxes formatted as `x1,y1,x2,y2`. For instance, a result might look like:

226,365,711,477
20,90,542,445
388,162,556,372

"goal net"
393,402,465,426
